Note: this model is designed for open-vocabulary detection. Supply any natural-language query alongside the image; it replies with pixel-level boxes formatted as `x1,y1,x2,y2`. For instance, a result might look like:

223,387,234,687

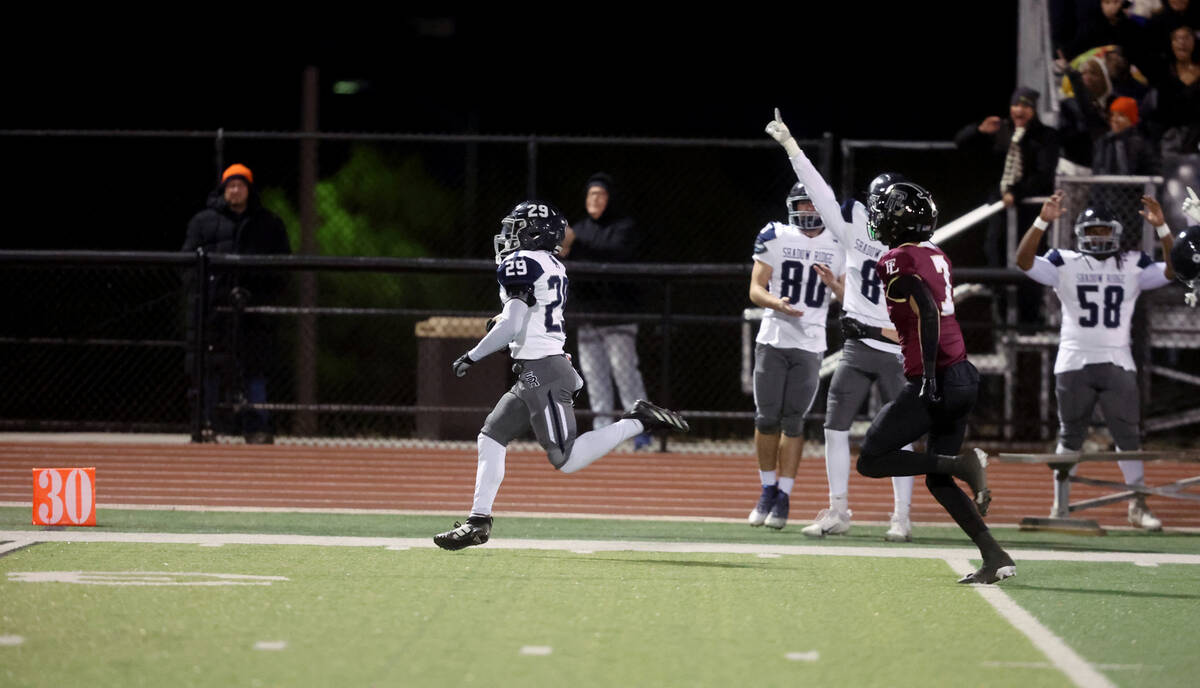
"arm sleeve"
954,122,988,150
1138,261,1172,291
888,274,939,377
468,298,530,361
788,149,848,245
1022,254,1061,287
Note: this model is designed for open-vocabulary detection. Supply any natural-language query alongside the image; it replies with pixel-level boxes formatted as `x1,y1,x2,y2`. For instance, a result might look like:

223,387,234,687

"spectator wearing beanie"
183,163,292,444
1093,96,1159,175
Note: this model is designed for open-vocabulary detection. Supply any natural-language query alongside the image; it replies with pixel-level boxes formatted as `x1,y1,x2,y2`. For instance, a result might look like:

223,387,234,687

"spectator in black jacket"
956,87,1061,264
560,172,651,449
956,87,1061,323
183,163,291,443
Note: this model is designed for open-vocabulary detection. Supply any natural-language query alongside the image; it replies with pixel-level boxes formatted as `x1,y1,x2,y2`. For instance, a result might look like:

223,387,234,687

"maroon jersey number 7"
875,244,968,377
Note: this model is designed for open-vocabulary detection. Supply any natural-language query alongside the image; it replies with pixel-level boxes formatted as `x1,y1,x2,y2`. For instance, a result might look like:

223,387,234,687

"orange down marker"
32,467,96,526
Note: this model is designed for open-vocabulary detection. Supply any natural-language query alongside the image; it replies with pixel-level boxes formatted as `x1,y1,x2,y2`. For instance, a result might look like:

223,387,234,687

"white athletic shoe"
800,508,852,538
1128,500,1162,531
884,513,912,542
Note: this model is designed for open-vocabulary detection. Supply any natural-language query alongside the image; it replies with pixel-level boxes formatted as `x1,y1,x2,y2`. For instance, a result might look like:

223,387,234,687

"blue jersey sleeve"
752,225,777,256
496,255,544,304
1045,249,1064,266
1137,252,1154,269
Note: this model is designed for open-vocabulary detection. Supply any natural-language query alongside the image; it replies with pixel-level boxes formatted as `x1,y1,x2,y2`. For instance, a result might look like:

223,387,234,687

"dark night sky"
11,8,1019,140
3,9,1020,251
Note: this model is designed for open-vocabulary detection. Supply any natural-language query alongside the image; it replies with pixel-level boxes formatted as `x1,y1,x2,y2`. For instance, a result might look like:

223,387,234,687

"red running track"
2,442,1198,529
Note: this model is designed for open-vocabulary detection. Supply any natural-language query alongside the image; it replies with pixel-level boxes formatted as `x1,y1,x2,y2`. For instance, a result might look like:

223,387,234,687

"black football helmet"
1172,225,1200,284
494,200,568,264
866,172,907,207
1073,206,1122,256
786,182,824,233
867,181,938,247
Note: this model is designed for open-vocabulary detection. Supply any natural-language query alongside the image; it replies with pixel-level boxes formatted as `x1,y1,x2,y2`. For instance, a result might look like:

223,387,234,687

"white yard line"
947,557,1116,688
3,530,1200,566
0,540,35,556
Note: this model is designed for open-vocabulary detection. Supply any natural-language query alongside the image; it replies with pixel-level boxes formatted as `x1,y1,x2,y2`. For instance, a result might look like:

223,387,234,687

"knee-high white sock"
559,419,643,474
1116,446,1145,486
891,475,913,518
758,470,778,487
470,434,507,517
823,429,851,506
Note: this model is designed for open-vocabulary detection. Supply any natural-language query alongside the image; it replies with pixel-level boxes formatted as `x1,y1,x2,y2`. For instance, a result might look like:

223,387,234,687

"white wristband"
1156,223,1171,239
1033,217,1049,230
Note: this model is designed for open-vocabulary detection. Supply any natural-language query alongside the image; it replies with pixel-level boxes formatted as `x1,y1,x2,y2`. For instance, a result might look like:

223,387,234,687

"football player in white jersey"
433,201,690,550
766,109,917,541
745,182,846,530
1016,190,1176,530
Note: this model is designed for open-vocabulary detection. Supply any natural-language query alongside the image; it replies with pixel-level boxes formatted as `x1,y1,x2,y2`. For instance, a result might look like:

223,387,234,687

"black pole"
658,281,672,452
189,247,210,442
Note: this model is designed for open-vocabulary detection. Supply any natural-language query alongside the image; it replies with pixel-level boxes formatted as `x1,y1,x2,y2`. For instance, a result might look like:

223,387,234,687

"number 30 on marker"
32,467,96,526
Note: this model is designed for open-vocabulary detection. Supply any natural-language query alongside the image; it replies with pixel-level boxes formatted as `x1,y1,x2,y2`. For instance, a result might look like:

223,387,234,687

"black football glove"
452,353,475,378
919,375,942,406
840,316,887,342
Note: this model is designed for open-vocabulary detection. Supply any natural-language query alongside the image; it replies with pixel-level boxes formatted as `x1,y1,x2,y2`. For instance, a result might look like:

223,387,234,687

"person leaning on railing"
182,164,291,444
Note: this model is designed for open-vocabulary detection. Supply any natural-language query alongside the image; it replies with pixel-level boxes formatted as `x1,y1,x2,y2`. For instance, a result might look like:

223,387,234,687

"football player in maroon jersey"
858,181,1015,585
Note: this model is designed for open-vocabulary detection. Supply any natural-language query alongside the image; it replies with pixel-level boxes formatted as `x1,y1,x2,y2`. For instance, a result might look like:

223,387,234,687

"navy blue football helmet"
867,182,938,248
786,182,824,233
1073,206,1123,256
495,200,567,263
1172,225,1200,284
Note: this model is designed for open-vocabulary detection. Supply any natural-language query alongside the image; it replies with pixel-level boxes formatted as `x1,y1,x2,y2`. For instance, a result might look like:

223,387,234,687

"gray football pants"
1055,363,1141,451
577,323,648,429
753,343,821,437
481,355,585,468
824,339,907,431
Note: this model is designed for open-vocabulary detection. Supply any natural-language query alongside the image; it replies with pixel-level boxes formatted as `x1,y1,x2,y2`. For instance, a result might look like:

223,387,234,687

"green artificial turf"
0,542,1079,688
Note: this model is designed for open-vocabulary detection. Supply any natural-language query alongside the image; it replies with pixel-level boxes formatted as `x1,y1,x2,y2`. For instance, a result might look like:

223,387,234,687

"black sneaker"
952,448,991,517
956,551,1016,584
620,400,690,433
433,515,492,551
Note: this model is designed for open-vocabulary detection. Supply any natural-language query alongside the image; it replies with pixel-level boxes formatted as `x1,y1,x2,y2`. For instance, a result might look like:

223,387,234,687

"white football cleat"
800,508,852,538
884,513,912,542
1128,500,1162,532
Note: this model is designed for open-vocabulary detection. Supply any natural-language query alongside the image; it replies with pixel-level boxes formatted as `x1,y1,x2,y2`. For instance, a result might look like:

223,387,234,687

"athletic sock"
925,473,986,539
1115,446,1145,487
759,470,778,487
970,528,1007,561
470,434,507,517
891,475,913,519
559,419,642,474
823,429,851,499
778,477,795,495
830,493,849,514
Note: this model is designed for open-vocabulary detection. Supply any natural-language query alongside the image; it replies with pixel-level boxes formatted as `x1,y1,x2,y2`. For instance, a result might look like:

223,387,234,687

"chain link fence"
2,130,1198,452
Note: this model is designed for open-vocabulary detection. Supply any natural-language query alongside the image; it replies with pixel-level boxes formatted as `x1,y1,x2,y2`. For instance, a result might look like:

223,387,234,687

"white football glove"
1183,186,1200,225
765,108,801,158
1186,284,1199,308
